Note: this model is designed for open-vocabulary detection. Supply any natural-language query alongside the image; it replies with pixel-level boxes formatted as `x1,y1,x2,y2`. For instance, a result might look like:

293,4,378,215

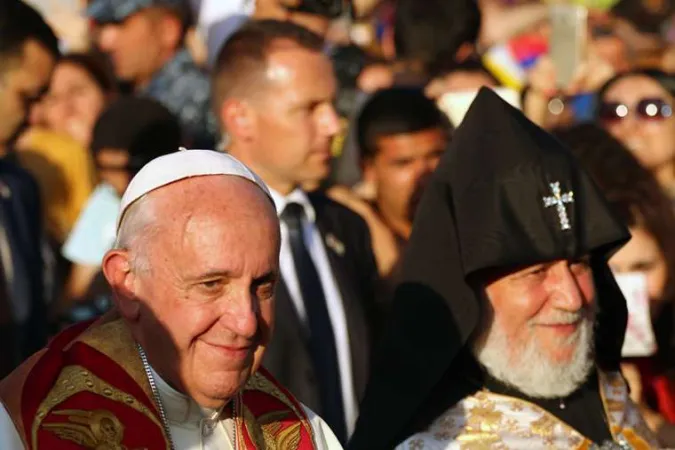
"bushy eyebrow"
253,271,278,285
187,270,278,284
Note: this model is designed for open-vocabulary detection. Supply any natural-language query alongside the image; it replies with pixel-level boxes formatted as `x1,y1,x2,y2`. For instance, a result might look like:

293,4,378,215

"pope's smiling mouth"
202,341,254,360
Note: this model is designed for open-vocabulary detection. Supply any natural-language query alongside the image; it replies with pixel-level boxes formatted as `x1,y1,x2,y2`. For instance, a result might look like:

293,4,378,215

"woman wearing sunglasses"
597,70,675,197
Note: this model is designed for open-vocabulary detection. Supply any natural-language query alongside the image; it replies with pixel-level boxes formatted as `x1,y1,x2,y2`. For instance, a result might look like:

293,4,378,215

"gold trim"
77,318,153,402
241,403,267,449
31,365,163,448
244,372,314,438
479,389,590,445
239,372,315,448
598,370,620,439
482,371,656,448
42,409,125,448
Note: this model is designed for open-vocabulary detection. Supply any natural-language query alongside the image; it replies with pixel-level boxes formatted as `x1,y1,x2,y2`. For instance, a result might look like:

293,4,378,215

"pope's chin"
186,340,263,409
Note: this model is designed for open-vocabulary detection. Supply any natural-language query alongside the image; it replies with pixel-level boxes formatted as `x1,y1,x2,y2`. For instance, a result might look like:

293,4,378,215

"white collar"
268,187,316,223
149,365,224,426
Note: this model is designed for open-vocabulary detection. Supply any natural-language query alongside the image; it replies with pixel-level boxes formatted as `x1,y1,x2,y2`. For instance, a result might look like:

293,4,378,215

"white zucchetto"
116,148,270,231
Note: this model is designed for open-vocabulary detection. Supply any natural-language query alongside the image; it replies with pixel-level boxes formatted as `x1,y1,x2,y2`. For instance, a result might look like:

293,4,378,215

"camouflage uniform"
87,0,186,26
87,0,219,148
140,49,218,148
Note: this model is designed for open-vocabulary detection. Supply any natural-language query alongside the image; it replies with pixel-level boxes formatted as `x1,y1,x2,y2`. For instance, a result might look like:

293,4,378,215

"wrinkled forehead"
140,179,280,270
475,256,592,288
151,176,275,221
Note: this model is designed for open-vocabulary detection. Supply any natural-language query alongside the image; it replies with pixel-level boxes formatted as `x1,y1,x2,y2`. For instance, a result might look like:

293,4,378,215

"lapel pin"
0,182,10,199
325,233,345,256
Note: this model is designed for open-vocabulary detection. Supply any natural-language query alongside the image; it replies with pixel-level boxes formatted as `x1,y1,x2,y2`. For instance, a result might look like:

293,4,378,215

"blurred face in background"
44,61,108,146
0,40,54,146
600,76,675,180
95,147,131,197
97,8,182,87
363,128,446,238
588,17,631,73
592,34,630,73
610,226,668,313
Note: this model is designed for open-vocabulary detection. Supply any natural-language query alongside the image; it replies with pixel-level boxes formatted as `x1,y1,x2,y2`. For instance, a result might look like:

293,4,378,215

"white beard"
471,310,595,398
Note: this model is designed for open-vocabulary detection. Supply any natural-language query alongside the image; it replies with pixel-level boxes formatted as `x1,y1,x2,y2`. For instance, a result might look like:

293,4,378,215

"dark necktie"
281,202,347,442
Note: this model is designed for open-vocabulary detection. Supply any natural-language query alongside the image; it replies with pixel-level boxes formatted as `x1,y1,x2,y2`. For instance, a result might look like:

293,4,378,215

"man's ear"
220,99,256,142
158,12,183,51
102,249,141,321
361,157,377,184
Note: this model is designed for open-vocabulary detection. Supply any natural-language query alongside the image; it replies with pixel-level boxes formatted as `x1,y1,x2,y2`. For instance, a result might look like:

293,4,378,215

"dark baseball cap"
87,0,187,23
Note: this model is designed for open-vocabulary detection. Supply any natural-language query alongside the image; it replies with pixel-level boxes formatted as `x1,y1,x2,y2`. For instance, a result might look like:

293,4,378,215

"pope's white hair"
114,195,158,273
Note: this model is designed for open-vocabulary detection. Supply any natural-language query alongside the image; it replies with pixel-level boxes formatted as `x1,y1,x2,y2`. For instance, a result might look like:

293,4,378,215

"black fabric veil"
348,88,631,450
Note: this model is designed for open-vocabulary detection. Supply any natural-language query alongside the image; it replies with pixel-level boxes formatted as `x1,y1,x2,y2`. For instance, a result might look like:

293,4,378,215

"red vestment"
0,313,317,449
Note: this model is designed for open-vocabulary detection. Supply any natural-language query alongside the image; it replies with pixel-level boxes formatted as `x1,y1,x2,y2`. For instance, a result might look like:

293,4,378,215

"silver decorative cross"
543,181,574,230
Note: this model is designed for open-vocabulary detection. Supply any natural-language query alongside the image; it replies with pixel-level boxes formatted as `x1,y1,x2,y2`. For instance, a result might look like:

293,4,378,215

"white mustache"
530,310,588,326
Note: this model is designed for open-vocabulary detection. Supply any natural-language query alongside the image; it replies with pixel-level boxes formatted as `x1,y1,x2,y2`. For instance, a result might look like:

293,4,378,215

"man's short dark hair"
211,19,325,113
0,1,59,75
394,0,481,75
429,56,500,84
357,87,452,160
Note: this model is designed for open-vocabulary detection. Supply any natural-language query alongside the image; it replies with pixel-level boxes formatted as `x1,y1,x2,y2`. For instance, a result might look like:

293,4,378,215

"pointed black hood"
348,88,630,450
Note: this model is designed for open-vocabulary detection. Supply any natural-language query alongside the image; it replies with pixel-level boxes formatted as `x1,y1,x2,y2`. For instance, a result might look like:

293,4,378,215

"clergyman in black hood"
348,88,659,449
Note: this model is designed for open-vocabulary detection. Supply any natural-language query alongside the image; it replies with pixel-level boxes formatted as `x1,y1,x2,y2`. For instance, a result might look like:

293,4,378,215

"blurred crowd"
3,0,675,444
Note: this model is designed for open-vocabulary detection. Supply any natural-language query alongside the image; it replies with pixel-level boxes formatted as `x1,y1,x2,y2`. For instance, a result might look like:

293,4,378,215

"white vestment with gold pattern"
397,371,658,450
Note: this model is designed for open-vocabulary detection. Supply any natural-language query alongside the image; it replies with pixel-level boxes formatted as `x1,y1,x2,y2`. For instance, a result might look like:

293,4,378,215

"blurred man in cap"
0,149,342,449
87,0,217,147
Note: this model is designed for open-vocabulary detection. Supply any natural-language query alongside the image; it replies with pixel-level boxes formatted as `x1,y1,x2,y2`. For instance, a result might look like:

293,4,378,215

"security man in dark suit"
212,20,381,444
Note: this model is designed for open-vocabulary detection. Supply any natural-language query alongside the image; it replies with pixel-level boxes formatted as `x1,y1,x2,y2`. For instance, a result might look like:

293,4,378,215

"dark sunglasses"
599,98,673,122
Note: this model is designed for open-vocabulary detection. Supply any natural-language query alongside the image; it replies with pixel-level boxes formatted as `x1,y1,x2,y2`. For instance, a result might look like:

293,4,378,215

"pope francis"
0,149,341,449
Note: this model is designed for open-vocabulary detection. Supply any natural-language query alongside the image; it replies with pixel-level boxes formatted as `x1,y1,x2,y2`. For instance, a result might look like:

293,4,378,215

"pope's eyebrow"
187,270,233,282
253,271,278,285
185,270,278,284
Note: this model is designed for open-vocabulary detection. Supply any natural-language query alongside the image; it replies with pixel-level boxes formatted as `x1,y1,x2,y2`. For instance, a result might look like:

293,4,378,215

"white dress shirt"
152,366,235,450
269,188,358,435
0,366,342,450
149,366,341,450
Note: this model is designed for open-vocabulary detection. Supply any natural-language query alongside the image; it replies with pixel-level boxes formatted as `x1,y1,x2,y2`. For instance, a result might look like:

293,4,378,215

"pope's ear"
102,249,140,321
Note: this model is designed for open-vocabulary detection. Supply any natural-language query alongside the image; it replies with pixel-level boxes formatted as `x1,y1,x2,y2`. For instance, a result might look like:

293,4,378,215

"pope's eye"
201,280,221,290
256,282,276,299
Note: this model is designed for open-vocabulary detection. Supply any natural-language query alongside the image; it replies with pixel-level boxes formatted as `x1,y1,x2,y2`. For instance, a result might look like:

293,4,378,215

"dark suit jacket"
0,157,46,377
262,193,381,417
